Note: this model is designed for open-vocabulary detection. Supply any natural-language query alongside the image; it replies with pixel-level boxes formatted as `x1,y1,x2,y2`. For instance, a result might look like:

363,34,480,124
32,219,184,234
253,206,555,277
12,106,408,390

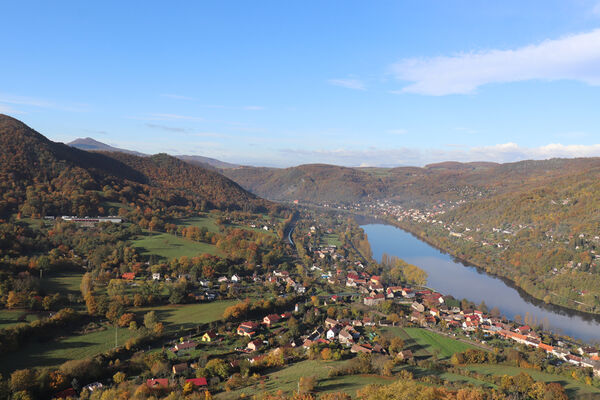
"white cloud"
328,78,366,90
0,103,23,114
277,142,600,167
243,105,265,111
391,29,600,95
593,2,600,15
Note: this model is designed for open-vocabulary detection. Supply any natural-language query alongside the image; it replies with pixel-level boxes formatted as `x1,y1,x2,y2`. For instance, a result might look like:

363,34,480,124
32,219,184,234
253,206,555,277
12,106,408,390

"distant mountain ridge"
68,137,147,156
0,115,270,218
222,158,600,207
67,137,240,170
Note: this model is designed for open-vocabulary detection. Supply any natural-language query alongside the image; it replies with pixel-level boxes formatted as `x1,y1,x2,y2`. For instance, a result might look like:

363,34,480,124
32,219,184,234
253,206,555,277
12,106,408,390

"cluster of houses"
398,291,600,377
497,328,600,376
301,317,387,355
263,270,306,294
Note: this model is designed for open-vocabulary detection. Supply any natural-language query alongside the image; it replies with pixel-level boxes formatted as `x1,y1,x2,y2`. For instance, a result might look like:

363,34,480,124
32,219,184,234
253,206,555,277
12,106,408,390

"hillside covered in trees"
0,114,272,219
222,158,600,207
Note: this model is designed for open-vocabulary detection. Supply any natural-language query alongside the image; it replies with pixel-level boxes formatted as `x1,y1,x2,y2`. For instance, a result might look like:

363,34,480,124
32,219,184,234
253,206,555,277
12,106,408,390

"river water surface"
361,222,600,343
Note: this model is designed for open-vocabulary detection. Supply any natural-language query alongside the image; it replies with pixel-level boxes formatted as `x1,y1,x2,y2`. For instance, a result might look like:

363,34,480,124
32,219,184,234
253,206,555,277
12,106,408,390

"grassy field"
321,233,342,247
133,230,221,260
381,327,476,360
2,301,236,374
1,324,140,373
0,310,43,329
464,364,600,397
175,215,221,233
216,360,392,399
41,271,84,298
131,300,237,332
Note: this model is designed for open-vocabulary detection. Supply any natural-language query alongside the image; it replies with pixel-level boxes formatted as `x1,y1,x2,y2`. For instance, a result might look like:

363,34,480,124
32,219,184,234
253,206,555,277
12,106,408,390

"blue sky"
2,1,600,167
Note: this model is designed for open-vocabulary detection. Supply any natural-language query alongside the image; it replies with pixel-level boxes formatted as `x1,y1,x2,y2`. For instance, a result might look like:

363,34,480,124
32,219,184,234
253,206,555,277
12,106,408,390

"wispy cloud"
593,2,600,15
243,105,265,111
145,123,188,132
276,142,600,167
133,113,204,121
0,103,23,114
387,129,408,135
328,78,366,90
391,29,600,95
145,123,229,138
0,93,88,112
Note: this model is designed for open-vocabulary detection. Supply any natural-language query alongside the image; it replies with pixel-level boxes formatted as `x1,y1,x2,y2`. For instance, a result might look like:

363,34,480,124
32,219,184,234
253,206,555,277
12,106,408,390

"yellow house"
202,331,217,342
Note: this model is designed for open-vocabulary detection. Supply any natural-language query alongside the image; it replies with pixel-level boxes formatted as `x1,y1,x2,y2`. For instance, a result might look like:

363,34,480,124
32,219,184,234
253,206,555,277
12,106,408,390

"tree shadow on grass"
1,339,98,374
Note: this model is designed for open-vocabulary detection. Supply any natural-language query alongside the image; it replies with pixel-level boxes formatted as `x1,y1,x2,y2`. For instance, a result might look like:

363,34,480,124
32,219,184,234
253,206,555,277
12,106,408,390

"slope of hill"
68,137,146,156
224,164,388,204
68,137,239,170
175,154,239,170
0,115,269,218
223,158,600,207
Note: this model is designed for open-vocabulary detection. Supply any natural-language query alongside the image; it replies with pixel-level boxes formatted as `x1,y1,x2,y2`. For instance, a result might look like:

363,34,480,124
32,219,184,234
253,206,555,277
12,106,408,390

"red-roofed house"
247,339,263,352
263,314,281,327
147,379,169,389
185,378,208,388
237,321,260,337
516,325,531,334
174,340,197,352
122,272,135,280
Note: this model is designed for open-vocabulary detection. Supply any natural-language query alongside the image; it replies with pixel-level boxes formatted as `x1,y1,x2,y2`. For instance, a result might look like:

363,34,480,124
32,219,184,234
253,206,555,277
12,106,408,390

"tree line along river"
360,222,600,344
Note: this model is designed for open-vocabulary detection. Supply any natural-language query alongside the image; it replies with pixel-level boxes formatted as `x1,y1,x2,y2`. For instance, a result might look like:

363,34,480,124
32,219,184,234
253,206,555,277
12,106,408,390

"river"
361,222,600,343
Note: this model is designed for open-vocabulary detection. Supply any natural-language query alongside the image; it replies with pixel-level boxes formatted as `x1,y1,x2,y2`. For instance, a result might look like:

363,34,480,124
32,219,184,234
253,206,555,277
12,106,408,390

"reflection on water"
361,223,600,343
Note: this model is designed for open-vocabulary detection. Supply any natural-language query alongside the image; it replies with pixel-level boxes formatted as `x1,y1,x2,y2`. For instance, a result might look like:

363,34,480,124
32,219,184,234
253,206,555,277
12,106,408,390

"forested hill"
0,114,271,219
223,164,388,204
222,158,600,206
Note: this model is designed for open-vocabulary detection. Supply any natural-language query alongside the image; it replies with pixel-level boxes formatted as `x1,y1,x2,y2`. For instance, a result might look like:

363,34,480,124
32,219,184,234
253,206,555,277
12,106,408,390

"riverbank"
359,221,600,342
356,212,600,320
293,203,600,322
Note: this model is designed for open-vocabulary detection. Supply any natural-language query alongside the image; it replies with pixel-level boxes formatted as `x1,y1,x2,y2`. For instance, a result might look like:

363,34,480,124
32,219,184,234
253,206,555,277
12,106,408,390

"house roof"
172,363,188,373
186,378,208,387
147,378,169,388
176,340,197,350
203,330,218,339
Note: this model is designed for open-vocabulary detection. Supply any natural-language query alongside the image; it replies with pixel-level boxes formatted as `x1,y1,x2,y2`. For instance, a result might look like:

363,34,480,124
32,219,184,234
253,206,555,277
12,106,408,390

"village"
122,212,600,397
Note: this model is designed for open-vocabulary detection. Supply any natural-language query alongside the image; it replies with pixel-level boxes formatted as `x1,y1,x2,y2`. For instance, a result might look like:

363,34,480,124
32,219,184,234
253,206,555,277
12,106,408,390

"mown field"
381,326,477,360
41,271,84,298
1,324,140,373
321,233,342,247
132,230,222,260
215,359,393,399
1,301,236,374
131,300,237,332
174,215,221,233
0,310,43,329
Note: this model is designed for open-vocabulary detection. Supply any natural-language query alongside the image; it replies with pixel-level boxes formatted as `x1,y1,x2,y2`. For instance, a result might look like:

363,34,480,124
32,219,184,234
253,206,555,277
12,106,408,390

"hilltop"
68,137,239,170
222,158,600,207
0,115,270,219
